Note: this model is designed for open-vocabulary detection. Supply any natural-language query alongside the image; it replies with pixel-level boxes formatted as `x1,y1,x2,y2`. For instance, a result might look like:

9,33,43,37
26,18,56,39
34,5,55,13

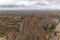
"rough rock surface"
19,14,47,40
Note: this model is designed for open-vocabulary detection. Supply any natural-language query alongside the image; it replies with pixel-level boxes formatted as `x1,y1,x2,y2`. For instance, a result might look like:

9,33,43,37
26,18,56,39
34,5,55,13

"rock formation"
19,14,47,40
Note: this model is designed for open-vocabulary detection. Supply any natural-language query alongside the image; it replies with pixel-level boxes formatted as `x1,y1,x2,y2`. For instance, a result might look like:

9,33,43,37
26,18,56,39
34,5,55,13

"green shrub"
49,25,55,31
43,24,56,40
15,28,20,32
0,27,7,37
43,24,56,34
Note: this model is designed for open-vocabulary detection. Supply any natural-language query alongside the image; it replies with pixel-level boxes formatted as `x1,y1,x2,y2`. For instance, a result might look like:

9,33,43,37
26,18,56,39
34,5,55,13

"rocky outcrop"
18,14,47,40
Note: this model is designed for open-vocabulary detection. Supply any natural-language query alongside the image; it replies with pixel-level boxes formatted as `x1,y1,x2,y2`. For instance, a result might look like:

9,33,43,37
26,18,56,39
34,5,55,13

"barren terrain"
0,11,59,40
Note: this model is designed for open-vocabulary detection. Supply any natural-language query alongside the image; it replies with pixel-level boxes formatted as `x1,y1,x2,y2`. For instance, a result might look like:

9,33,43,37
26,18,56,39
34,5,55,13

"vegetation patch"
0,26,7,37
43,24,56,40
43,24,56,34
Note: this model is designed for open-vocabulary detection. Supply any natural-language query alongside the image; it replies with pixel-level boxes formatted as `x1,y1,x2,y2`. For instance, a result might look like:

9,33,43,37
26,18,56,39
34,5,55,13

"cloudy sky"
0,0,60,10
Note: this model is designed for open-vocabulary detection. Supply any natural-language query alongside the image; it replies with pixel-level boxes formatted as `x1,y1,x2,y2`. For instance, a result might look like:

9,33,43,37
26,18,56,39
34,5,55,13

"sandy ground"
0,37,6,40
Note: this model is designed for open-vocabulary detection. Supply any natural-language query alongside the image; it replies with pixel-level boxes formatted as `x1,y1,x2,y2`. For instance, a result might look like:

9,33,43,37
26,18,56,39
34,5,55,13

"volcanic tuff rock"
19,14,47,40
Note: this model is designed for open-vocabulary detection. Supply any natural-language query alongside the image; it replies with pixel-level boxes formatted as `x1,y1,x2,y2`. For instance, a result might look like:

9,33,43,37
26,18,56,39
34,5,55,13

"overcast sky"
0,0,60,10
